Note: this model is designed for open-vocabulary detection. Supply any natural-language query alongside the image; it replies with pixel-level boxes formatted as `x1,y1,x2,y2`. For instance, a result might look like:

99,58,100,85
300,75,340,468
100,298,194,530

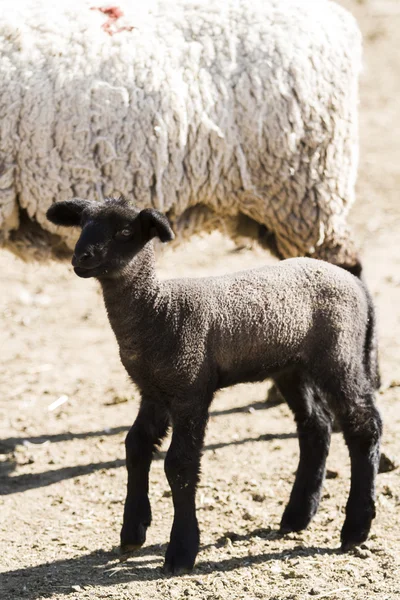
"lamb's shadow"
0,397,279,455
0,425,130,488
0,431,296,496
0,425,130,454
0,394,296,496
210,397,282,417
0,458,126,496
1,530,340,600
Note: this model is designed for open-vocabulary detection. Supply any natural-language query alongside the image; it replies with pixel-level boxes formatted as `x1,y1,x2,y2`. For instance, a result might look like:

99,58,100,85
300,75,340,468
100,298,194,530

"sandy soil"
1,1,400,598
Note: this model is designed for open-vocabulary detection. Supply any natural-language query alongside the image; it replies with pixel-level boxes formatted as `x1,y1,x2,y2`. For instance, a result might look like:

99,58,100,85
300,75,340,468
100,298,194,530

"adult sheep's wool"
0,0,362,264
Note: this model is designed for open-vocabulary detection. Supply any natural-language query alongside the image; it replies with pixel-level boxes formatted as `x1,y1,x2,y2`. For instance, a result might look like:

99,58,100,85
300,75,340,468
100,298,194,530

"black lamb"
46,197,382,575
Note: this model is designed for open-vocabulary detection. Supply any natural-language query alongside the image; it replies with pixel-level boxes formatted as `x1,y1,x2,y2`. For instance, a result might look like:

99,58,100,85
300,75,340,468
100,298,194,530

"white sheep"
0,0,362,269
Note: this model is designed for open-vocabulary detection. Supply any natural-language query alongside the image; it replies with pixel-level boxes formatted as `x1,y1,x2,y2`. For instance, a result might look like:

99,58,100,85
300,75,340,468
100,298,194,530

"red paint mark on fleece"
91,6,135,36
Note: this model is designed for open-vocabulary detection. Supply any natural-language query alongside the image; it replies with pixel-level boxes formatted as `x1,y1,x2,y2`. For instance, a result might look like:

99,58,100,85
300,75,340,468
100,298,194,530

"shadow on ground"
0,431,296,495
1,528,339,600
0,397,295,495
0,398,281,453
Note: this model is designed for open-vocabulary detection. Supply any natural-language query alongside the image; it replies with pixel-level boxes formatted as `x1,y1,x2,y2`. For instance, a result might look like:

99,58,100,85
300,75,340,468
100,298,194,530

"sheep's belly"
217,361,291,389
215,337,300,389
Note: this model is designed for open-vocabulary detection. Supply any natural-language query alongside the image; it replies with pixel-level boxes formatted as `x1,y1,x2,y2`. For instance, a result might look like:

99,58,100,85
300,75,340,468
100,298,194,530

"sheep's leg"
163,408,208,575
120,400,169,554
275,373,332,533
338,395,382,551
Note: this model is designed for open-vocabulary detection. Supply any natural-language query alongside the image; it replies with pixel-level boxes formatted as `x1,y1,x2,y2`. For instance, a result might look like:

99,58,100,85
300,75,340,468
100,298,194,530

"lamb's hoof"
119,543,143,561
120,521,148,555
163,562,193,576
280,508,313,534
163,542,196,576
340,539,357,553
163,557,194,576
340,505,374,552
279,523,294,535
340,524,370,553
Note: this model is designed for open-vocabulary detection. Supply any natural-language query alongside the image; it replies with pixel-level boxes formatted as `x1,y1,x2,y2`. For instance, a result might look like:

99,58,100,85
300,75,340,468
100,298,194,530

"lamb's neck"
99,244,163,345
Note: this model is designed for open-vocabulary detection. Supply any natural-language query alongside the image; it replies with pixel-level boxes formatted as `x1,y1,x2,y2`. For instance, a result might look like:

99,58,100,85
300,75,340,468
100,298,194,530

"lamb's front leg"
120,398,169,554
163,407,209,575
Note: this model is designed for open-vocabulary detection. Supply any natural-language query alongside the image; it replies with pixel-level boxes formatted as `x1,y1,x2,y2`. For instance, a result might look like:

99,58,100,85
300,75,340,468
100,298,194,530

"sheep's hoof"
163,557,194,576
340,539,357,553
279,523,295,535
340,504,374,552
163,542,197,576
163,562,193,576
279,507,313,534
119,543,143,561
120,521,148,554
340,523,371,553
340,534,369,553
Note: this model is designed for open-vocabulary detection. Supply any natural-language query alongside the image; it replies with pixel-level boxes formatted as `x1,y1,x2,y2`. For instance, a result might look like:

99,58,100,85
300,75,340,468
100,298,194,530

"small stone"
243,509,256,521
326,469,339,479
388,379,400,388
382,485,394,498
252,492,266,502
223,532,240,543
284,569,303,579
379,452,398,473
360,543,370,550
309,588,322,596
105,395,129,406
270,563,282,574
353,547,371,559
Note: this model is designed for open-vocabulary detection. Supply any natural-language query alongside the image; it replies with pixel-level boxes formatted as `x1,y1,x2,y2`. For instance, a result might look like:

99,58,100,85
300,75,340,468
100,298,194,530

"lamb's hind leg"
120,398,169,553
275,372,333,533
337,390,382,551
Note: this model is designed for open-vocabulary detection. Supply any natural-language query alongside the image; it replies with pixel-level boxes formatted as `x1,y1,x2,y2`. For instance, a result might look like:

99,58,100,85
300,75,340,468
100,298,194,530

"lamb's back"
164,258,367,380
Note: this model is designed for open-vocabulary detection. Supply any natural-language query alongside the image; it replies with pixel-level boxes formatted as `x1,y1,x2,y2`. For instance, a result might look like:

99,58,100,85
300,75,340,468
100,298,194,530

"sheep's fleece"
0,0,361,262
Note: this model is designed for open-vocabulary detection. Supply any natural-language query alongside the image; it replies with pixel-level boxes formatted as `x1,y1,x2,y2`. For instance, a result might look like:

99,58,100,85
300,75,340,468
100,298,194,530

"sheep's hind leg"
163,405,209,575
275,372,332,534
120,399,169,554
337,393,382,551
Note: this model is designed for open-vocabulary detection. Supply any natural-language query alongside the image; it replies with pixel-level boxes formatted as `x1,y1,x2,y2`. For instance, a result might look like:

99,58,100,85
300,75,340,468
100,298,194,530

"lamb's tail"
337,263,380,390
362,284,381,391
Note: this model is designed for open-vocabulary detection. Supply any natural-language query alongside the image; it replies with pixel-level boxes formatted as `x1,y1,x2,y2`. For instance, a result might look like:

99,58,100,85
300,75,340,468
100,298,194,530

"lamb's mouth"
73,265,105,278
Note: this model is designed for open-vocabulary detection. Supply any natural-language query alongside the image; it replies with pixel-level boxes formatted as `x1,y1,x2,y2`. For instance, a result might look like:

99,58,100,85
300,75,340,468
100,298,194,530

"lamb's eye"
114,229,132,241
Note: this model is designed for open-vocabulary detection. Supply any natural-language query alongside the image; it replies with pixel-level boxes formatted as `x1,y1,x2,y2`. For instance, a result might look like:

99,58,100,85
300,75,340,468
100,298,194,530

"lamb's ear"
139,208,175,243
46,199,91,227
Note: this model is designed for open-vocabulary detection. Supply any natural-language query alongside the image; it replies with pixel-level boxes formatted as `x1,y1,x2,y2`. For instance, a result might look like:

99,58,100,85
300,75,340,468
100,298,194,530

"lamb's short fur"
47,197,382,575
2,0,361,269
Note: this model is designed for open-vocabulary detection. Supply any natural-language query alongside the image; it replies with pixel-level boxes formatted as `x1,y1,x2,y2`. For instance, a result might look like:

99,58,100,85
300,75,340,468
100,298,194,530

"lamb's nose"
72,249,94,266
79,251,92,262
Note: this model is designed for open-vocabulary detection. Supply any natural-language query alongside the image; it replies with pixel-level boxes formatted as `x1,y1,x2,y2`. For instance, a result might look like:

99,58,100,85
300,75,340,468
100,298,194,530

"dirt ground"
1,1,400,599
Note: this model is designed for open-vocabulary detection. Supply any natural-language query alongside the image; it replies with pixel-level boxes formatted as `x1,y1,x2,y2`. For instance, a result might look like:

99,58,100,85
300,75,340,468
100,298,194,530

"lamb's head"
46,197,174,279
